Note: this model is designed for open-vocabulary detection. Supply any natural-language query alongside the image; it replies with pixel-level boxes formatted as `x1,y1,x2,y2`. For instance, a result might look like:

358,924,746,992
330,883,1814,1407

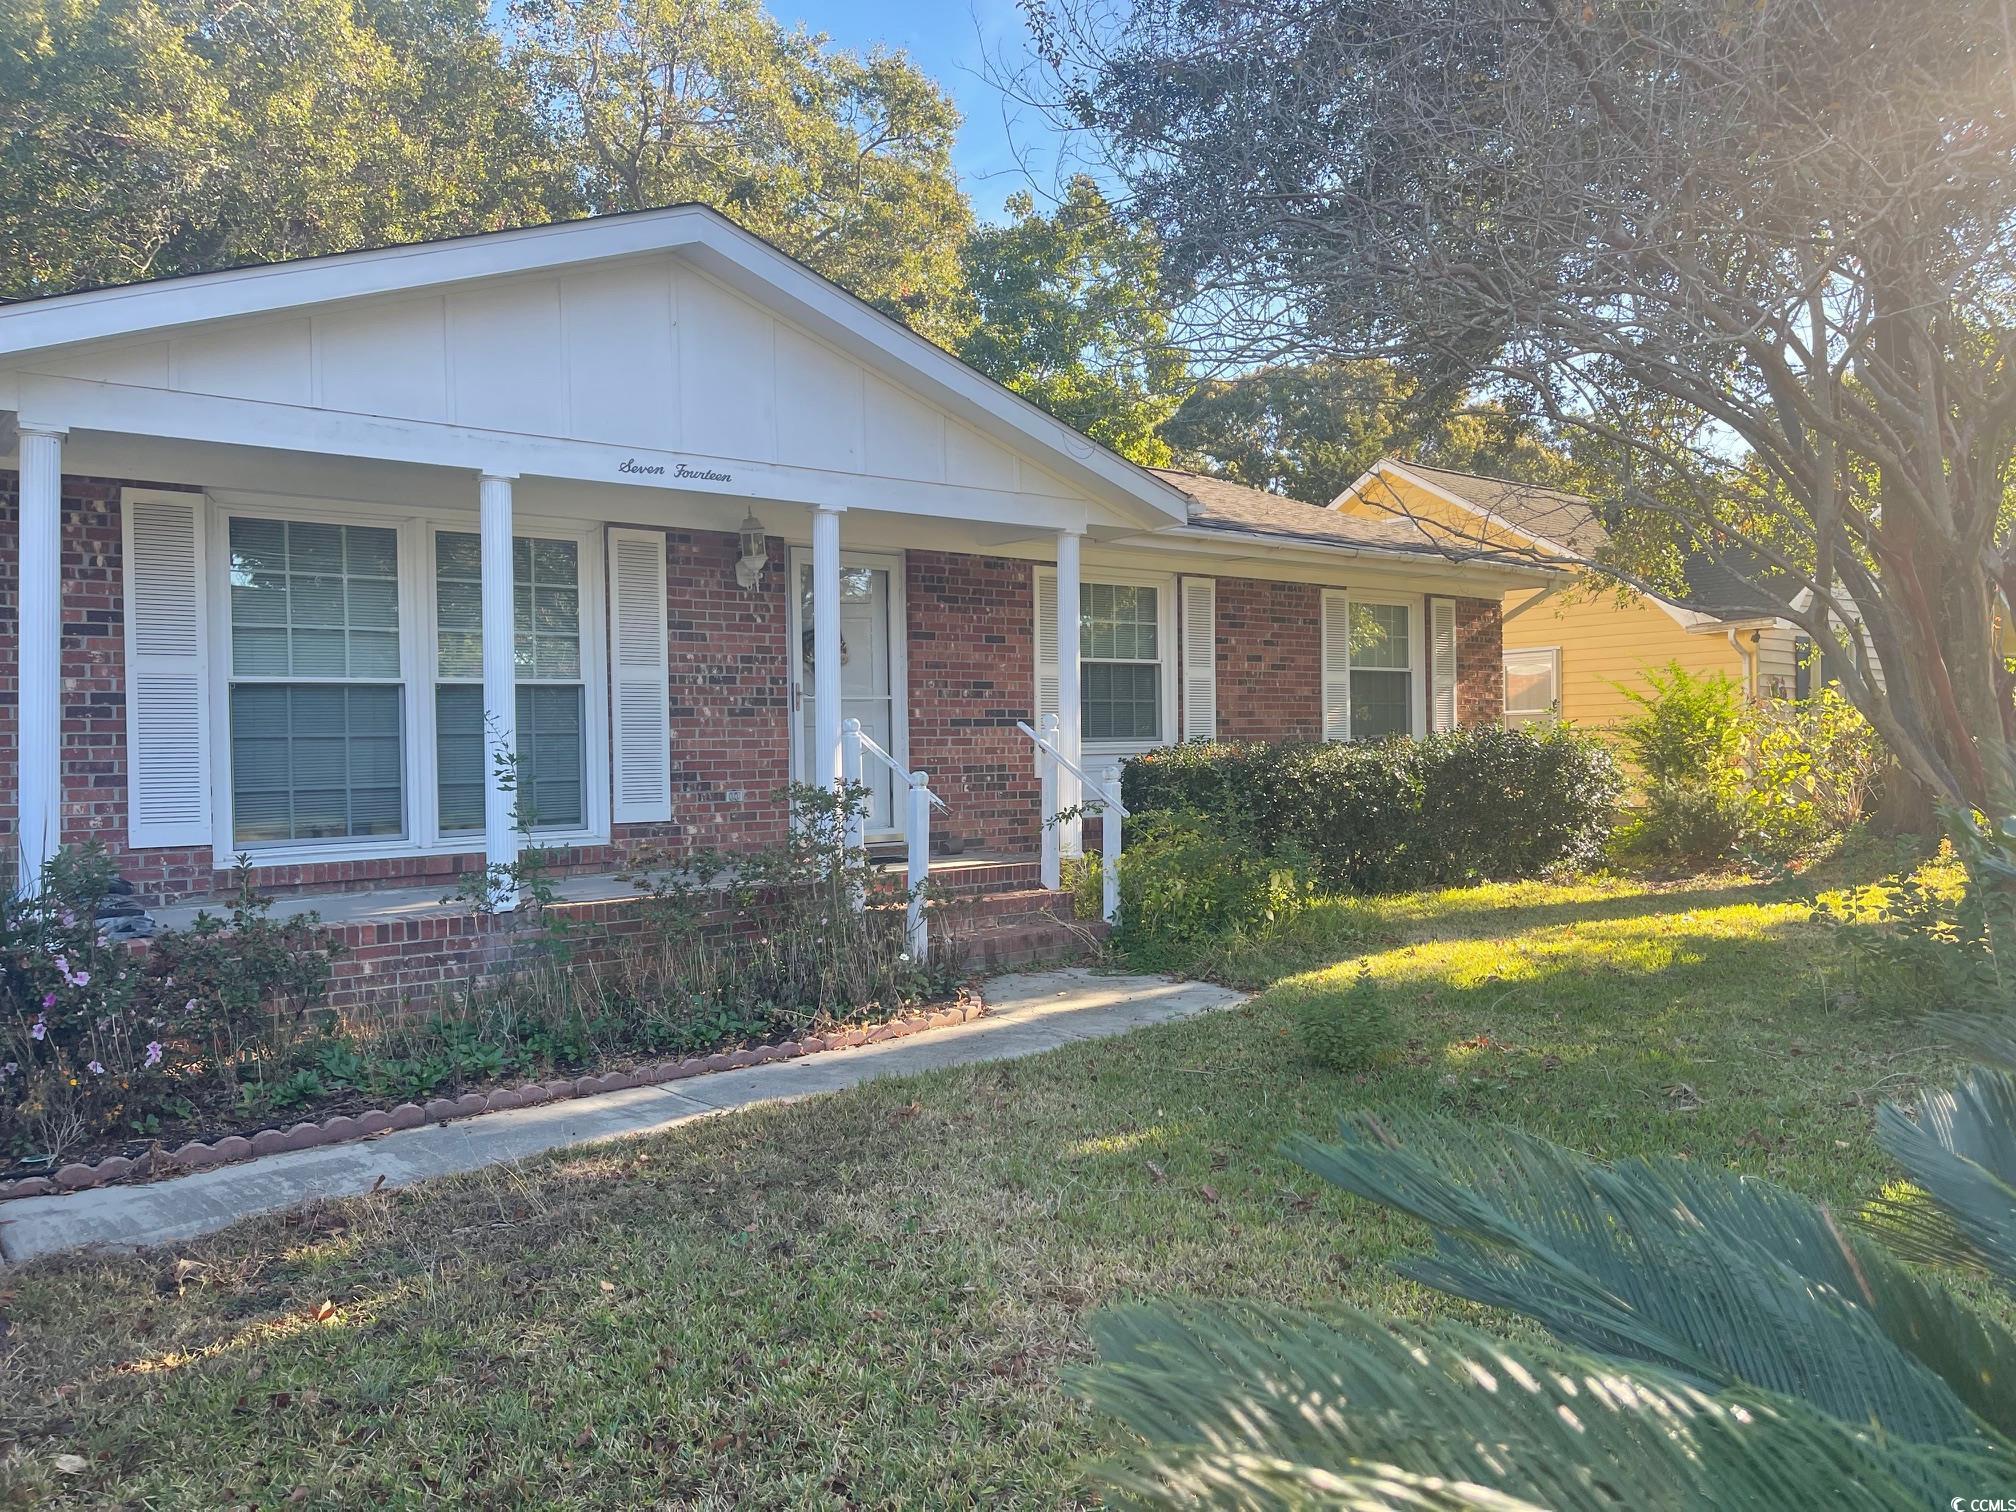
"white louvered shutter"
1429,597,1459,732
1180,577,1217,741
1320,589,1353,742
608,528,671,823
122,491,211,847
1034,568,1060,724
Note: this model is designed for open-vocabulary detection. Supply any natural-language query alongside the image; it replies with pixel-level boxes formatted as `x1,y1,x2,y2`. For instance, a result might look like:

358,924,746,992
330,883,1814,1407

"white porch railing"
1017,714,1125,925
840,718,945,960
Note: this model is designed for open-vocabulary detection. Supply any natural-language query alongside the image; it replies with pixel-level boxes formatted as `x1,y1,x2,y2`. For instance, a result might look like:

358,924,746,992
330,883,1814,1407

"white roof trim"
0,205,1191,526
1109,522,1561,586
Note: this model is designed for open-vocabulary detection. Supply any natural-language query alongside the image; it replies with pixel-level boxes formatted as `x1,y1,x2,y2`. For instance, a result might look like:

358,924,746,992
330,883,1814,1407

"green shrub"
1745,687,1888,860
1112,813,1312,972
1618,777,1750,864
1122,724,1620,894
1615,665,1891,865
1813,848,2004,1014
1283,963,1396,1072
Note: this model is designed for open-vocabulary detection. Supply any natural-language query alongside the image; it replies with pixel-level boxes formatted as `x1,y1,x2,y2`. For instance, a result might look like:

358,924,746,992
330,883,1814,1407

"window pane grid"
436,531,581,684
1077,582,1163,743
434,532,587,834
228,518,401,681
230,684,405,844
436,685,586,834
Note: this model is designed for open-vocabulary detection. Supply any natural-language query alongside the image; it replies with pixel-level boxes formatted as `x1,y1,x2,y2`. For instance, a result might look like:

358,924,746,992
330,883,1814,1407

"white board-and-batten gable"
0,207,1186,530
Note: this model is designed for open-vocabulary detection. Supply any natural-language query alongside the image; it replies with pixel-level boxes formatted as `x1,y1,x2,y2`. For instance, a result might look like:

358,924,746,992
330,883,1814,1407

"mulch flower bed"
2,989,987,1203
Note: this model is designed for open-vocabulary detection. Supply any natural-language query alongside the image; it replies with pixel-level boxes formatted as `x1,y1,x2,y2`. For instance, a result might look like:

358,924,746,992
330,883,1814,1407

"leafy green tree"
1078,1020,2016,1506
508,0,972,343
1166,359,1583,505
954,176,1189,466
0,0,563,299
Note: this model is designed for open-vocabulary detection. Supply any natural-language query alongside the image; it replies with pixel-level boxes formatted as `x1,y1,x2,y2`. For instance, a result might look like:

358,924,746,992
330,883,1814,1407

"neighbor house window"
1348,601,1413,739
1081,582,1164,743
227,519,405,844
1503,647,1562,726
434,532,587,834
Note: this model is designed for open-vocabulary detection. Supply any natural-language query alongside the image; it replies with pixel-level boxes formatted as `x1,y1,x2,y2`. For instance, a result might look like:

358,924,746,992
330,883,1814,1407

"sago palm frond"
1868,1064,2016,1289
1075,1304,2014,1511
1284,1110,2016,1443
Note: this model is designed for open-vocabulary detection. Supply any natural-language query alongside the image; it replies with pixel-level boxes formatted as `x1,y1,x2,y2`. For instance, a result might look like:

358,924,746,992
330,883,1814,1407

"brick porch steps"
942,886,1105,970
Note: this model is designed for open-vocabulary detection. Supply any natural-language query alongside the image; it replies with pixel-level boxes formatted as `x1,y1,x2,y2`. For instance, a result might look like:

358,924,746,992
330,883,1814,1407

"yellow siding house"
1332,459,1811,732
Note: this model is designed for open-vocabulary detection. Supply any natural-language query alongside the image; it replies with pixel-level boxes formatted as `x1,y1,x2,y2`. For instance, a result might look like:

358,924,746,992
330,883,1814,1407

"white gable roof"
0,205,1190,527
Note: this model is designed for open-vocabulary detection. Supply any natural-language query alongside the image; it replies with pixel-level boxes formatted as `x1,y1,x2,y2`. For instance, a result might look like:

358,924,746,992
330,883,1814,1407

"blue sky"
776,0,1078,219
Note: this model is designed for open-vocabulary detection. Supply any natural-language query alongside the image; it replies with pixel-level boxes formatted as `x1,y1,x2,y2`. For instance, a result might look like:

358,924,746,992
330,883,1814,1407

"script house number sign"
618,457,734,484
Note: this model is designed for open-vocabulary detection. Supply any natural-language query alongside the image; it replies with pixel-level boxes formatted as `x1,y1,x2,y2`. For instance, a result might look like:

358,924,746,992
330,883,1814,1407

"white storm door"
788,549,906,838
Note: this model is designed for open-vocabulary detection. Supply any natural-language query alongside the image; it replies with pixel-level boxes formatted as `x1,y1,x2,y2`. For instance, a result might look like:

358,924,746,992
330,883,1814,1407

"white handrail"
1014,718,1129,817
1015,715,1125,924
841,719,939,960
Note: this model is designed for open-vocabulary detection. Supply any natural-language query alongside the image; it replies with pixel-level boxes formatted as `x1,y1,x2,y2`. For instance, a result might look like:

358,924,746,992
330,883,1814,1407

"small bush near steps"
1282,963,1398,1073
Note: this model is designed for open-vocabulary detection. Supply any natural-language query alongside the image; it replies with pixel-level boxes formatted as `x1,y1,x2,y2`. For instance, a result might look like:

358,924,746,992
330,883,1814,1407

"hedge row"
1119,725,1623,893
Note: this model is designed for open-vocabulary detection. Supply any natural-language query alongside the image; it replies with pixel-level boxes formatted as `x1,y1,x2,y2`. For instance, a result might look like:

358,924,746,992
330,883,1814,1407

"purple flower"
30,1014,46,1042
184,998,198,1016
0,1061,15,1080
59,910,75,928
86,1060,104,1076
144,1041,163,1068
70,969,90,987
41,992,55,1011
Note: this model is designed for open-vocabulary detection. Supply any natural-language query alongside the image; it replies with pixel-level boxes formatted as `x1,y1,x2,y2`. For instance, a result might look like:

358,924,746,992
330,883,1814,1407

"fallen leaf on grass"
1198,1185,1221,1205
1144,1160,1167,1184
54,1454,89,1474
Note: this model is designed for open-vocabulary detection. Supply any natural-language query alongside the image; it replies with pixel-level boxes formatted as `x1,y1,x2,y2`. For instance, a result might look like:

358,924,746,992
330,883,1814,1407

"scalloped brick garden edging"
1,999,988,1203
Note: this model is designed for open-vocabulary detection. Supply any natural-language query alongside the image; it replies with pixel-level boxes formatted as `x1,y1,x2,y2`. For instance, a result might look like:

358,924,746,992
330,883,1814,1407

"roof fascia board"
0,207,1190,527
1108,522,1562,587
0,209,714,356
9,372,1095,530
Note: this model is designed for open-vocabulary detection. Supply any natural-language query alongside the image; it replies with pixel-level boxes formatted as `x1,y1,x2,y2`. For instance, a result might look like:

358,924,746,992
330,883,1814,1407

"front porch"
145,851,1084,1011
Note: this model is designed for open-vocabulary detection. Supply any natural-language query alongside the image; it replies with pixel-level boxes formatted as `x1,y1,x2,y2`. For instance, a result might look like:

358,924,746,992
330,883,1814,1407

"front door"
788,549,906,839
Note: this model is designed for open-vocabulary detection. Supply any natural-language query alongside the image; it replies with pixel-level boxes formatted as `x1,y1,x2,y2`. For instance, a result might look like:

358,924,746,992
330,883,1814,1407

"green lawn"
0,857,1966,1507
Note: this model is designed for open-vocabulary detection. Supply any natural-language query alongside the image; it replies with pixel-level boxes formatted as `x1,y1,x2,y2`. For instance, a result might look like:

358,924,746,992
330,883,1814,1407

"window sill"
222,829,610,872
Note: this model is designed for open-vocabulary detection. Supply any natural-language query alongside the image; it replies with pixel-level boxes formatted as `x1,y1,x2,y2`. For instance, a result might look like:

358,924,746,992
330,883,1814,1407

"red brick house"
0,208,1545,1000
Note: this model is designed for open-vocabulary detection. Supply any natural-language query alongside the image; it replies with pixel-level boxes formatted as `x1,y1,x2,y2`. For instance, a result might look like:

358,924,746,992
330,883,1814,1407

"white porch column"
1054,527,1084,859
812,504,845,792
16,424,65,895
479,472,519,911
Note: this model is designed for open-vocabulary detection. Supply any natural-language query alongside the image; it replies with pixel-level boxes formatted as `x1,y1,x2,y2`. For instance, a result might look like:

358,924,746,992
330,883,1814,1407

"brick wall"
0,469,1507,914
904,551,1040,854
637,527,793,852
1211,577,1324,740
1455,596,1505,727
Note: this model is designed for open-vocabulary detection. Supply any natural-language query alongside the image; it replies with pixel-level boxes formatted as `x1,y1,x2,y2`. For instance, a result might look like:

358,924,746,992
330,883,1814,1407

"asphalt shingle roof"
1150,467,1490,559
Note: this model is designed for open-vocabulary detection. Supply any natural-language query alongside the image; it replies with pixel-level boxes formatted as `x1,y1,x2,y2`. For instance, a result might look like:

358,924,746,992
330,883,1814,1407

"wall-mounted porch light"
734,510,769,591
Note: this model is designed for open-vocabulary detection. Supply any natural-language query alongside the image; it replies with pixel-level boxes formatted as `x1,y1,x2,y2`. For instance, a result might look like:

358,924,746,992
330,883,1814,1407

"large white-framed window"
1503,646,1562,726
1321,591,1429,741
206,494,609,864
1039,567,1180,758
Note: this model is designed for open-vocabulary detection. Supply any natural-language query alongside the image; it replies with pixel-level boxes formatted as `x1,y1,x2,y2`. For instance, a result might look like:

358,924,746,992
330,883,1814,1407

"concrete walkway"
0,969,1244,1265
